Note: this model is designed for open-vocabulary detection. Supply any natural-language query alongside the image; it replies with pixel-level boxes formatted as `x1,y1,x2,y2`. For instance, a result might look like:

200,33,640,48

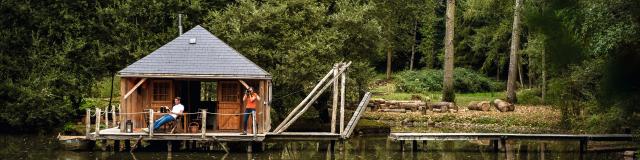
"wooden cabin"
117,25,271,134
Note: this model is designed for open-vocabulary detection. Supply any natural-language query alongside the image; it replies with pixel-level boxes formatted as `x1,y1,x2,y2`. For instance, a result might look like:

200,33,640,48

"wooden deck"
389,133,634,141
266,132,341,141
90,128,266,141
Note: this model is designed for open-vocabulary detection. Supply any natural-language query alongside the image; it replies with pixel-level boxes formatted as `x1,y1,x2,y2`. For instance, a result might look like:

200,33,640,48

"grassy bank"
366,73,565,133
362,105,568,133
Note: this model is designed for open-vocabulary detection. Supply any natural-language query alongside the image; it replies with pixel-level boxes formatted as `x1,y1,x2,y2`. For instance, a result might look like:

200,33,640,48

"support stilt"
412,140,418,152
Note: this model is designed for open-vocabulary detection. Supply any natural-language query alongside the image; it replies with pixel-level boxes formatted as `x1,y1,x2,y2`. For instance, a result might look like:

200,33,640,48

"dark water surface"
0,134,626,160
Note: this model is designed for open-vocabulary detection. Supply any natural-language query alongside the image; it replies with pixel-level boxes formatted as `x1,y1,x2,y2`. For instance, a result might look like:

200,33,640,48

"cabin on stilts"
94,25,272,141
83,25,371,146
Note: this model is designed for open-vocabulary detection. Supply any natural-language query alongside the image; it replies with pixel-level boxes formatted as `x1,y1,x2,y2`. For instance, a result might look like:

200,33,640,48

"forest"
0,0,638,133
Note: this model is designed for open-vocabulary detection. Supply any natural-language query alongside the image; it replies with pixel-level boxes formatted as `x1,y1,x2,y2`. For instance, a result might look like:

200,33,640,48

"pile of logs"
466,99,515,112
368,98,458,113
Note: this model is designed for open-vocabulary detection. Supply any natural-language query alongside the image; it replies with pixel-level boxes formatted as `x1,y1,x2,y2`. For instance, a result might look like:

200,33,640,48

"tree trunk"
410,20,417,71
442,0,456,102
518,56,524,89
541,46,546,104
386,47,392,80
506,0,523,103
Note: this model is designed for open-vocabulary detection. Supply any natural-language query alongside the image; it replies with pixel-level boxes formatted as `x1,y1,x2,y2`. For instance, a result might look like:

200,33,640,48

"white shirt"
170,104,184,119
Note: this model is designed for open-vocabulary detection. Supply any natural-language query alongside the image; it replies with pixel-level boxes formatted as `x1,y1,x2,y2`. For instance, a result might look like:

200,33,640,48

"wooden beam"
148,109,154,137
238,80,250,89
273,66,337,132
342,92,372,138
123,78,147,100
86,109,91,139
275,62,351,133
339,63,346,134
105,106,109,128
111,105,116,128
252,110,257,140
201,109,207,139
331,64,339,133
95,108,101,137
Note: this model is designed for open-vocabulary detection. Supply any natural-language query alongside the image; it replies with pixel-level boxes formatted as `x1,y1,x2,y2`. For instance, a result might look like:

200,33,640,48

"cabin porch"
89,128,266,141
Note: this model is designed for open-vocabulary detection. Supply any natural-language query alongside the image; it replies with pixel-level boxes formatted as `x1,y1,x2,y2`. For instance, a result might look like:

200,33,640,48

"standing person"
241,87,260,135
144,97,184,133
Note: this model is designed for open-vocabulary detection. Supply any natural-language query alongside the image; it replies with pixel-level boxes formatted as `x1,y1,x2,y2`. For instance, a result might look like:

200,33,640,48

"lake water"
0,134,628,159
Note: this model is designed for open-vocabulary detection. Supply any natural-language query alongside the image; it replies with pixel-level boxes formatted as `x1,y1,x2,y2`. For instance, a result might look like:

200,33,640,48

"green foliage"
0,0,225,132
205,0,380,120
517,88,543,105
394,68,504,93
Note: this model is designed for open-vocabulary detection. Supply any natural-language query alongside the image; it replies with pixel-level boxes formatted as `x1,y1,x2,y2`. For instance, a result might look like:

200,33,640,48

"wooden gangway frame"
389,132,635,153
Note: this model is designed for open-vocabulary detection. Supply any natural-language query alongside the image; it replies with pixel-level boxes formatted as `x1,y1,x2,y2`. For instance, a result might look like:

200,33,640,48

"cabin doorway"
216,81,242,131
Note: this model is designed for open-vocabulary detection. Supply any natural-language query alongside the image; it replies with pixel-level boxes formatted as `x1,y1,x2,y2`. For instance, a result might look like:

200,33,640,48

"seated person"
144,97,184,133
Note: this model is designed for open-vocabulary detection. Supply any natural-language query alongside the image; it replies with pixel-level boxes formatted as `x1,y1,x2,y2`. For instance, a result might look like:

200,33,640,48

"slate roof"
118,25,271,79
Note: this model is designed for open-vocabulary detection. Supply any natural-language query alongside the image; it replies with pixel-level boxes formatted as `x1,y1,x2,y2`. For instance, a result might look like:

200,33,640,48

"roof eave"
117,73,272,80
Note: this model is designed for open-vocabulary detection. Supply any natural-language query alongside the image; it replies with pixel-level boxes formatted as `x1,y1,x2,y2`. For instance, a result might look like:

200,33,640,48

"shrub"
394,68,504,93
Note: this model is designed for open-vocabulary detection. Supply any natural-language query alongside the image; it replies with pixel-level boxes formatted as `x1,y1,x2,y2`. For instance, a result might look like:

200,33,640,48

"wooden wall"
119,77,272,133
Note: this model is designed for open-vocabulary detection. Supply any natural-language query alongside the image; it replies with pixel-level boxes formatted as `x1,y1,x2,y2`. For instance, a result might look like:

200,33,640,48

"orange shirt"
246,93,257,109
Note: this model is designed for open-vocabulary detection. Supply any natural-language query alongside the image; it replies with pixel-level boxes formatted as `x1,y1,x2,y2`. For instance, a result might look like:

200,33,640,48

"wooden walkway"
389,132,635,153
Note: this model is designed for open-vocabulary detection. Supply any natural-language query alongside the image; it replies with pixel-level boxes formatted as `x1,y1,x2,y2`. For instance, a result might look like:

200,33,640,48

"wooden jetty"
389,132,635,154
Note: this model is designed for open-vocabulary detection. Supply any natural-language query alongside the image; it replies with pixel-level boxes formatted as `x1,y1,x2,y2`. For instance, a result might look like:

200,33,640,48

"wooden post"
149,109,154,137
491,139,499,152
339,63,346,134
252,110,257,139
579,139,588,156
95,108,101,137
114,140,120,152
167,141,172,152
400,140,405,152
105,106,109,128
276,62,351,133
85,109,91,139
201,109,207,138
423,141,427,151
112,105,117,128
331,64,339,133
412,140,418,152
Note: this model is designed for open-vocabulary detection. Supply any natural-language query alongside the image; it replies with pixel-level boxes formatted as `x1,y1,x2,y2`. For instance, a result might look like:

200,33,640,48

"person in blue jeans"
144,97,184,133
241,87,260,135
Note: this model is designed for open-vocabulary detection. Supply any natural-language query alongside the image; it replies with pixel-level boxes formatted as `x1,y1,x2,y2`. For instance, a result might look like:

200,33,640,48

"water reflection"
0,134,628,160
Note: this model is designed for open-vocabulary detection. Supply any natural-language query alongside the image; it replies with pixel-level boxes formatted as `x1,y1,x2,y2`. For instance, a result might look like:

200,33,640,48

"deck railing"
86,106,260,139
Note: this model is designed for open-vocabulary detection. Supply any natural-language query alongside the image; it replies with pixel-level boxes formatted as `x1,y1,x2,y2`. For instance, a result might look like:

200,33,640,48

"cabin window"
201,81,217,101
153,81,171,101
220,82,239,102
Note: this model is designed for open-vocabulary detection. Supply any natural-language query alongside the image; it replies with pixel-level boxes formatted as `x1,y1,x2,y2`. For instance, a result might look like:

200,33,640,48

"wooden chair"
167,114,183,134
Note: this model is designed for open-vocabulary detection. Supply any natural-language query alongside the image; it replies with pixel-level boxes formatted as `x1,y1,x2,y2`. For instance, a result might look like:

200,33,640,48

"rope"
206,112,251,116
